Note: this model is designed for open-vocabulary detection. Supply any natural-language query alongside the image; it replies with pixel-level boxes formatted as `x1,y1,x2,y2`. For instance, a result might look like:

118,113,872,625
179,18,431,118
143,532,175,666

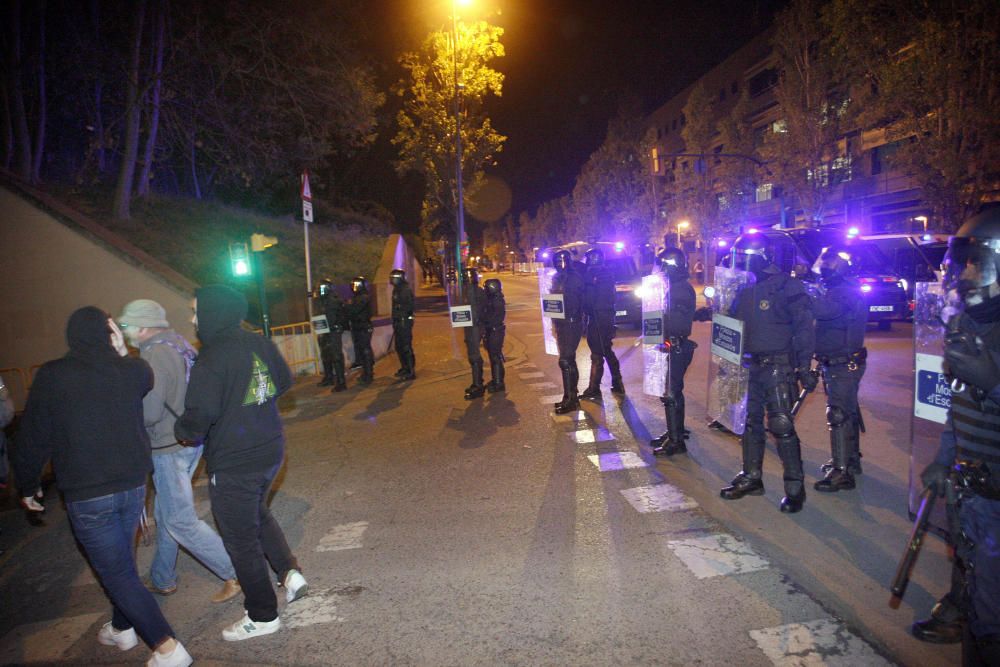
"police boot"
317,360,334,386
487,360,505,393
721,429,765,499
397,350,416,381
554,363,580,414
653,398,687,457
465,361,485,399
332,362,347,392
777,435,806,513
579,358,603,401
912,595,964,644
815,418,856,492
608,354,625,395
360,357,374,385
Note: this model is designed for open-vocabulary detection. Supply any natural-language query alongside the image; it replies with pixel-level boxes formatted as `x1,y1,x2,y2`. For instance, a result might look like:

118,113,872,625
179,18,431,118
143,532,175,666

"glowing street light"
676,219,690,247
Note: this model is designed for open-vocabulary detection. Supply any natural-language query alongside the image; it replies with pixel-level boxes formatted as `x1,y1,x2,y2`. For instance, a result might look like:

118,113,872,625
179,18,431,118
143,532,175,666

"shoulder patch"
244,352,278,406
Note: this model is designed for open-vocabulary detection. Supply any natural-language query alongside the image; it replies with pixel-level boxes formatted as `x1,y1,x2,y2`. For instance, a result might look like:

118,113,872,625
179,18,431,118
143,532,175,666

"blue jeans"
150,446,236,588
66,485,174,648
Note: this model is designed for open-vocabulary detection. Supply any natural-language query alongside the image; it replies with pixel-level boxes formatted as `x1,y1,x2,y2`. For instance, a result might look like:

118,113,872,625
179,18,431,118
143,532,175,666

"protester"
14,306,192,667
117,299,240,603
175,285,307,642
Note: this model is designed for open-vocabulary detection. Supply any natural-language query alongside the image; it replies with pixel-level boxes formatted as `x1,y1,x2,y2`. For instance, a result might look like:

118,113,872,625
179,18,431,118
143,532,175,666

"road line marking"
587,451,646,470
281,588,346,627
528,381,559,390
568,427,615,444
749,618,891,666
316,521,369,552
667,533,770,579
620,484,698,513
0,613,103,663
519,372,545,379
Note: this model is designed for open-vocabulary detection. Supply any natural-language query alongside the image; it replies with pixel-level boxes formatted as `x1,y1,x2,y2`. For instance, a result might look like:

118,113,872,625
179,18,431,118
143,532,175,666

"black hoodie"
15,306,154,501
175,285,292,473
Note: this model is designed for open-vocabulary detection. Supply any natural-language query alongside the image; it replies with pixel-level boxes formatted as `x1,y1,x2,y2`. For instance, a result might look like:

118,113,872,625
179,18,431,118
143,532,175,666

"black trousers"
352,328,373,375
464,325,483,365
585,311,620,382
484,326,505,365
665,339,695,399
744,361,804,494
393,321,414,368
209,461,299,623
555,319,583,372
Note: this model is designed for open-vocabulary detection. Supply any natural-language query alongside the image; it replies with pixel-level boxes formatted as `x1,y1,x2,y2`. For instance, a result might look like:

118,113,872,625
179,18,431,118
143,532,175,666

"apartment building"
647,29,932,237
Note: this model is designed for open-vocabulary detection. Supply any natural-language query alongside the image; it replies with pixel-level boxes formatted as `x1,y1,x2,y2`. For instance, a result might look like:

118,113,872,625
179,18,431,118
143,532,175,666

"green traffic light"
233,259,250,276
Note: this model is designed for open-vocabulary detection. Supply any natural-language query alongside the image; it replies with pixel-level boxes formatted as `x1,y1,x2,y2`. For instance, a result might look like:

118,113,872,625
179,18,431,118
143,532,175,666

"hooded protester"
15,306,193,667
174,285,308,642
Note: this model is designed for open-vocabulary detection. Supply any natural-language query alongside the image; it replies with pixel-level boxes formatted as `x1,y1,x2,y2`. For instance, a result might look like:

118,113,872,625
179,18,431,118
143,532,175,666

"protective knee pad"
662,392,677,408
558,356,575,371
826,405,848,428
766,411,795,438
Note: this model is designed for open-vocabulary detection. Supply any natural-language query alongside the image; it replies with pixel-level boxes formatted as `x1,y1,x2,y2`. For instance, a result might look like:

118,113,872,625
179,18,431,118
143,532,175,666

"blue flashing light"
747,228,759,234
614,241,625,252
860,284,872,293
922,234,932,241
717,240,728,248
847,226,860,237
541,252,549,259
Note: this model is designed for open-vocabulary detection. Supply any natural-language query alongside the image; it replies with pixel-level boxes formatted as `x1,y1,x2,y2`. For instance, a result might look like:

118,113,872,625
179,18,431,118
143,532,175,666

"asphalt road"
0,273,958,666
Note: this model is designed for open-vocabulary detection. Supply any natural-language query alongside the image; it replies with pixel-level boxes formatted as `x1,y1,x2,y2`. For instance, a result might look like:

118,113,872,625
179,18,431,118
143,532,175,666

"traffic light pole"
254,250,271,338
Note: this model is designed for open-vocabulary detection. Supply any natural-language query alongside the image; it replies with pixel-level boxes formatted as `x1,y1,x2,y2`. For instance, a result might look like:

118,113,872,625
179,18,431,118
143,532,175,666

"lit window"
755,183,773,202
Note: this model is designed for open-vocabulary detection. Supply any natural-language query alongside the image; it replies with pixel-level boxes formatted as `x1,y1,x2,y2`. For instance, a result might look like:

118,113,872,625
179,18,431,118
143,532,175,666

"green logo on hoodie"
244,352,277,406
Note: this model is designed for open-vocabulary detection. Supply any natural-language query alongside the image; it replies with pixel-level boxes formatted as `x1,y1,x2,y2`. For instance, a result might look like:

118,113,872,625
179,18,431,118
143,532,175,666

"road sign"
303,200,313,222
301,170,312,202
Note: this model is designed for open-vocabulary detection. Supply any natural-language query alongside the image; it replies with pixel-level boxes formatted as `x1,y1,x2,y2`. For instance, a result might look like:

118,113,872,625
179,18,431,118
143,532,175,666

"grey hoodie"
138,329,197,454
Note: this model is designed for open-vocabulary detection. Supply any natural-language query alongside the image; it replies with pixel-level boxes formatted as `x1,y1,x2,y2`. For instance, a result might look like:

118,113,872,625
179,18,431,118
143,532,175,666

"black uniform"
320,289,348,391
462,274,487,399
552,251,585,414
721,258,815,513
482,279,506,392
914,206,1000,662
650,273,698,456
812,275,867,490
347,283,374,385
391,276,416,380
580,258,624,399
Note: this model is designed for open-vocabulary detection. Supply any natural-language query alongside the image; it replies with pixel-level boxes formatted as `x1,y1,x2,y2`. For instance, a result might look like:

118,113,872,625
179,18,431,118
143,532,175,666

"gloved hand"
21,489,44,512
921,461,951,497
796,367,818,392
945,335,1000,394
693,307,713,322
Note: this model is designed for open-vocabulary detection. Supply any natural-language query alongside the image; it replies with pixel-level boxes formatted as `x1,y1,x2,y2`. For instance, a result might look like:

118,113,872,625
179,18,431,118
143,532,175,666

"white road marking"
551,410,590,424
749,618,891,666
539,394,565,404
528,382,559,390
316,521,369,552
0,613,103,663
667,533,770,579
620,484,698,513
518,372,545,379
568,428,616,444
587,451,647,470
281,588,346,628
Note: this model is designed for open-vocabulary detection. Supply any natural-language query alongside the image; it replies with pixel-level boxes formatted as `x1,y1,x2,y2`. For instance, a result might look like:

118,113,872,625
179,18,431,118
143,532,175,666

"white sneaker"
97,621,138,651
146,640,193,667
283,568,308,603
221,613,281,641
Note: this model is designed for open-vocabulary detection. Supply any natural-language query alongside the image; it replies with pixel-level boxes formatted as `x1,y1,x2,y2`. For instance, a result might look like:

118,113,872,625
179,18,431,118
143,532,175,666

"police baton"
790,370,819,417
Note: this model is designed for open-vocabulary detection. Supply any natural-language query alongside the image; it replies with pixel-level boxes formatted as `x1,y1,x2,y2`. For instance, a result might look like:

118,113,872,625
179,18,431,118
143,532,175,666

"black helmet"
656,247,689,280
318,278,333,296
552,249,572,271
463,266,480,286
351,276,368,294
389,268,406,286
731,232,773,275
584,247,605,267
943,204,1000,306
813,244,859,285
484,278,502,295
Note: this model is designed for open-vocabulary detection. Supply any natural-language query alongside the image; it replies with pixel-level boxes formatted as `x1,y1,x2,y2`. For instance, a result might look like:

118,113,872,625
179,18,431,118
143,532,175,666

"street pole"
452,3,465,292
254,250,271,338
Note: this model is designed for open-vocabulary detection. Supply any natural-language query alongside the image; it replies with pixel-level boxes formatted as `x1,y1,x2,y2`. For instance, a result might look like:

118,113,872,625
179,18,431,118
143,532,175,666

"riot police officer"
390,268,416,381
811,245,868,491
720,232,816,513
347,276,374,385
551,249,585,414
650,247,699,456
316,278,349,392
462,267,487,399
483,278,507,393
916,206,1000,662
580,248,625,400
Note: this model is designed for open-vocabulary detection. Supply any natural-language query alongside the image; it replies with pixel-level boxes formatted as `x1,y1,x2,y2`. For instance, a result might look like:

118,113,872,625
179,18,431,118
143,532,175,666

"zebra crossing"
516,361,893,666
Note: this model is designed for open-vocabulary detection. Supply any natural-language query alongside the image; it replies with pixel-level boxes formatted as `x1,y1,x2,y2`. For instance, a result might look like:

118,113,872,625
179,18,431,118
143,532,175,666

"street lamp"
677,219,690,247
452,0,471,289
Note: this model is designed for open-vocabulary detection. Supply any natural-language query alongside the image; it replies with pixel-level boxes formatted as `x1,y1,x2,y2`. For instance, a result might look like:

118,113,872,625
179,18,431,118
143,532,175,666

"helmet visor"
942,238,998,292
731,247,767,273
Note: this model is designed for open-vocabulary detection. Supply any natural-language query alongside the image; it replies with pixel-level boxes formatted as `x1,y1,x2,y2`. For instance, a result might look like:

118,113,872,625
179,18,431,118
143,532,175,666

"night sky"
359,0,785,231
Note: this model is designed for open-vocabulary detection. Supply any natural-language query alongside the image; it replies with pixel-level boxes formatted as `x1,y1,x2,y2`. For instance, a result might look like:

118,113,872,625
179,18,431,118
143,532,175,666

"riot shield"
538,267,559,356
909,281,953,533
641,272,669,397
706,266,755,434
